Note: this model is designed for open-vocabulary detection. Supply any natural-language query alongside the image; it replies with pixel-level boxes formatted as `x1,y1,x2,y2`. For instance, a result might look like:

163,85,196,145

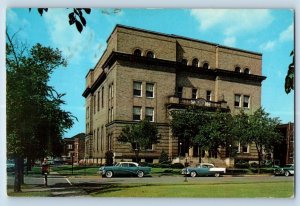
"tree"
6,33,75,192
170,108,234,161
170,108,207,156
233,108,282,173
29,8,121,33
285,50,294,94
159,150,169,164
117,120,160,162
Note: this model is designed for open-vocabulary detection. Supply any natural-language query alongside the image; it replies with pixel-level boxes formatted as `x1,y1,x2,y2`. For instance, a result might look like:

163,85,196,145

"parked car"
7,160,15,173
182,163,226,177
273,164,294,176
99,162,151,178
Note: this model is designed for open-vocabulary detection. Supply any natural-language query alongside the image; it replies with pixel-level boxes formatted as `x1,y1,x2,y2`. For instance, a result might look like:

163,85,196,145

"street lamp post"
179,142,182,158
184,157,188,182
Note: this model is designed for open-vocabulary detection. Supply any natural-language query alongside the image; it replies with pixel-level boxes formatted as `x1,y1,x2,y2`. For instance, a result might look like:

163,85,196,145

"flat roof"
107,24,262,56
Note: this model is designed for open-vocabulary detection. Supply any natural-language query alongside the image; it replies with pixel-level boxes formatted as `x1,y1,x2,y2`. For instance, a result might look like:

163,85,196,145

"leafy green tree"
6,33,75,192
233,108,282,173
285,50,294,94
117,120,160,162
159,150,169,163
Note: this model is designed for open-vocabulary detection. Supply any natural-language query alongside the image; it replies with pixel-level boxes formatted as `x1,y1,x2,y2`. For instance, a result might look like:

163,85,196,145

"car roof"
119,162,139,166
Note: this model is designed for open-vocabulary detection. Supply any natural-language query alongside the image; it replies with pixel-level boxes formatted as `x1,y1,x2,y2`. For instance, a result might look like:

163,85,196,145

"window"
181,59,188,65
192,88,197,99
144,142,153,150
133,49,141,56
192,58,199,67
235,66,241,73
101,87,104,108
177,87,183,98
146,83,154,98
86,106,89,119
97,128,99,151
243,95,250,108
238,143,249,153
133,81,142,97
101,126,104,151
244,68,250,74
203,62,209,69
93,94,96,114
133,106,142,121
146,51,154,58
145,107,154,122
206,91,211,101
97,91,100,112
234,94,241,107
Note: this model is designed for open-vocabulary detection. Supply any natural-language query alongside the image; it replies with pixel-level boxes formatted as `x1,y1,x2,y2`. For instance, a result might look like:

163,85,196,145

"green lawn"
91,181,294,198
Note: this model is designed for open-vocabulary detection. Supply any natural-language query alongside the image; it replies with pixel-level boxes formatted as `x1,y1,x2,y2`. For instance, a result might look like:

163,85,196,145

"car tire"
137,170,144,178
105,171,113,178
190,171,197,177
214,172,220,177
284,171,290,177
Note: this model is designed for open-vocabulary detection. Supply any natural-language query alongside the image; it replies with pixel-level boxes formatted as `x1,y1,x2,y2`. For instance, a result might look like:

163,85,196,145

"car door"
196,165,210,176
119,163,129,176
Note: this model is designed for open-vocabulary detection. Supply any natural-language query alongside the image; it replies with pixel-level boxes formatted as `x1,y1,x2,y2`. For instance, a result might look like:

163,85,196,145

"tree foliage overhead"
285,50,294,94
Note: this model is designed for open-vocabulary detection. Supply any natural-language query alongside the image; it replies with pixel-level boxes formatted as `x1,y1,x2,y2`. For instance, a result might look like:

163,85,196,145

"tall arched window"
235,66,241,73
133,49,142,56
244,68,250,74
192,58,199,67
146,51,154,58
203,62,209,69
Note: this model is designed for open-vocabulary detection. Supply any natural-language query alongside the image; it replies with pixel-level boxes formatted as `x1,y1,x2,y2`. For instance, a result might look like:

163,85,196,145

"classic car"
182,163,226,177
273,164,294,176
99,162,151,178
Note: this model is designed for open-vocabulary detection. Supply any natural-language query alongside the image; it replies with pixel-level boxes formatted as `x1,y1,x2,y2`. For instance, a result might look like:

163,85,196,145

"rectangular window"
133,81,142,97
206,90,211,101
243,95,250,108
101,126,104,151
234,94,241,107
133,106,142,121
97,91,100,112
111,83,114,100
86,106,89,119
177,87,183,98
101,87,104,108
145,107,154,122
93,95,96,114
238,143,249,153
97,128,99,151
192,88,197,99
146,83,154,98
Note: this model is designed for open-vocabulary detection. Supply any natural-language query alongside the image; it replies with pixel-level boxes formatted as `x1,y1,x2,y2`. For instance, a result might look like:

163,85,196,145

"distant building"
82,24,266,165
63,133,85,164
273,122,294,165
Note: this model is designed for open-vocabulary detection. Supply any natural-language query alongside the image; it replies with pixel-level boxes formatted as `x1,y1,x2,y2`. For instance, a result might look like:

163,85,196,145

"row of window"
234,94,250,108
177,87,212,101
93,126,105,152
133,81,155,98
235,66,250,74
133,106,154,122
133,49,155,58
134,48,253,75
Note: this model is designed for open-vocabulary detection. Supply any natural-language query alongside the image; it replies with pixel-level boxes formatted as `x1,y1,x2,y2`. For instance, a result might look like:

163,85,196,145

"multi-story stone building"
82,24,266,165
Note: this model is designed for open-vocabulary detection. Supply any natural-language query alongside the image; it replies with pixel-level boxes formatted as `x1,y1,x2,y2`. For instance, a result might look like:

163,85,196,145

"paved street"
7,173,294,197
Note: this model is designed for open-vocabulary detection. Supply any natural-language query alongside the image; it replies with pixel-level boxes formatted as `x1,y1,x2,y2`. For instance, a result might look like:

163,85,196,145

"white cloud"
43,9,105,64
259,40,276,51
279,24,294,42
190,9,274,36
223,36,236,47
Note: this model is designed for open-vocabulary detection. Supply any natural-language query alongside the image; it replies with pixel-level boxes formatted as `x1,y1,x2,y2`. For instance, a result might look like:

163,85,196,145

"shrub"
235,159,250,168
159,150,169,163
171,163,184,169
105,150,114,166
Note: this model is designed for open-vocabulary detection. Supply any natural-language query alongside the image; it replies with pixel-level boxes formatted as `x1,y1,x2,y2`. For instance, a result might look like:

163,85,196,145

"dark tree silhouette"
285,50,294,94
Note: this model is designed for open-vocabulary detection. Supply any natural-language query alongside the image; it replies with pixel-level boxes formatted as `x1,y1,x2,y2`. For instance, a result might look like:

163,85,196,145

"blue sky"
6,8,294,138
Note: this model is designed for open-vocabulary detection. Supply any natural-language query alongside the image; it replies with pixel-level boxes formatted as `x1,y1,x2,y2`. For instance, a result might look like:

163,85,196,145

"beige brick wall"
218,47,262,75
116,27,176,61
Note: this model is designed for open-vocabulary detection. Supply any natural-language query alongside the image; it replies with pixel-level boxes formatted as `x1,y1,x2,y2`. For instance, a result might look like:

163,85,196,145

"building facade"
83,25,266,165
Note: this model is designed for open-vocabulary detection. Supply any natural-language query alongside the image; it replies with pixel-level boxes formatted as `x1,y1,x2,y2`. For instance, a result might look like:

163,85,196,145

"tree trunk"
14,157,23,192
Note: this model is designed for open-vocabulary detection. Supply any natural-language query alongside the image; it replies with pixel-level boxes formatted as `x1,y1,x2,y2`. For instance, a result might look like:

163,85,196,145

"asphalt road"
7,173,294,187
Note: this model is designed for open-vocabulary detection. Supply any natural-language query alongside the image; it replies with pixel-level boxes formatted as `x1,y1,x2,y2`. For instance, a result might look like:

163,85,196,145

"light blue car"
99,162,151,178
182,163,226,177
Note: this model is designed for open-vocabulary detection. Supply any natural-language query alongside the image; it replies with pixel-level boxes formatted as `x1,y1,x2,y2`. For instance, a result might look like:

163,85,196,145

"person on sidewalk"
41,158,50,187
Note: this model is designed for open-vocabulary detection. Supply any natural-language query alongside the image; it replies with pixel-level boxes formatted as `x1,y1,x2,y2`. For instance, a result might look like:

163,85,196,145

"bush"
171,163,184,169
235,159,250,169
159,150,169,164
105,150,114,166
